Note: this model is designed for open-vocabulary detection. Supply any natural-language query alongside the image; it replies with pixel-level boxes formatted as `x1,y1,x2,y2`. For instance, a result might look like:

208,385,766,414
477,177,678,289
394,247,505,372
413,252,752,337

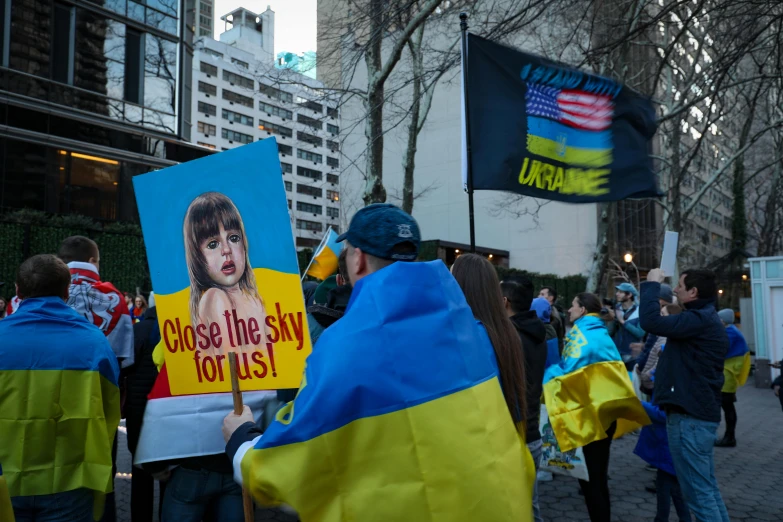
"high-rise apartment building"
193,8,342,250
0,0,210,222
195,0,215,37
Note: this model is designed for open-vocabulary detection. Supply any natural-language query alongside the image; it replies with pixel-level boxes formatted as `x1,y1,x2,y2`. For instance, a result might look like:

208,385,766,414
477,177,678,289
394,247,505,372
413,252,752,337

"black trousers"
578,421,617,522
655,470,692,522
721,392,737,439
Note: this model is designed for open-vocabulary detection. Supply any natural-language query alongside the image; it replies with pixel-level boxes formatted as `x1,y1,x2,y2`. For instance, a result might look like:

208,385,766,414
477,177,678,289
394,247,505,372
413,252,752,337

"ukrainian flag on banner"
723,324,751,394
0,297,120,512
233,261,535,521
543,314,649,453
305,227,343,280
0,464,14,522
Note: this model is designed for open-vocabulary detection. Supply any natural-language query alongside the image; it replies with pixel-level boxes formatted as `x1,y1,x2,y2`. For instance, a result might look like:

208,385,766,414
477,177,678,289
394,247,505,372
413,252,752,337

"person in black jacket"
125,307,163,522
640,269,729,522
502,276,548,522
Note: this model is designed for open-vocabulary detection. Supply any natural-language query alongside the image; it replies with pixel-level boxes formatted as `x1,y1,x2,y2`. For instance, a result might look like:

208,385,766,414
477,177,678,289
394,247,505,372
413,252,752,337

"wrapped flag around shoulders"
462,33,660,202
0,464,14,522
304,227,343,280
722,324,751,394
234,261,535,521
543,314,650,453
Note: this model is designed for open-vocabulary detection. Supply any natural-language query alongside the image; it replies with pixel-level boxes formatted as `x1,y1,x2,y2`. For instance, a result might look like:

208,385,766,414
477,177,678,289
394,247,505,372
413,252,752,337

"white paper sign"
660,231,679,277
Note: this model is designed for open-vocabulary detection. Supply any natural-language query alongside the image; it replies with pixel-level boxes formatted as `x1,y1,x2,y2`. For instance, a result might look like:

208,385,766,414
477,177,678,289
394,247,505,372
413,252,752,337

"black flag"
462,34,661,203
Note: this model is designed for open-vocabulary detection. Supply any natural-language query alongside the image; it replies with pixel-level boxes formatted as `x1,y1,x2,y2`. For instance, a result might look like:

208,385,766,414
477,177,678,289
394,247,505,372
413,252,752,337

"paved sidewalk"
114,383,782,521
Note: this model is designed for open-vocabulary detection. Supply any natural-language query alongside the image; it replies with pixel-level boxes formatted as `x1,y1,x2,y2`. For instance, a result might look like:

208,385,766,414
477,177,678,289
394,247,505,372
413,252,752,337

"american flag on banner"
526,84,614,131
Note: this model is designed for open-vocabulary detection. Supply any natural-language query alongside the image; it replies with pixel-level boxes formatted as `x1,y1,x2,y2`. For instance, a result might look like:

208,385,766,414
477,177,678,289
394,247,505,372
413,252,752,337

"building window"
297,131,323,148
198,81,217,96
297,202,323,215
327,123,339,135
260,83,293,103
297,184,322,197
223,69,254,89
288,199,292,209
285,181,292,191
327,207,339,218
223,89,254,108
205,48,223,59
259,101,293,119
327,107,338,118
278,144,293,155
296,219,323,232
221,128,253,144
326,140,339,152
197,141,216,149
258,120,293,138
199,27,211,36
200,61,217,76
200,1,212,15
231,57,249,69
297,149,322,164
199,15,211,28
297,166,322,181
198,121,216,136
326,190,339,202
281,162,293,174
125,28,144,103
327,157,339,168
52,3,74,84
297,114,322,130
327,173,339,184
222,109,253,126
298,97,323,113
198,101,217,115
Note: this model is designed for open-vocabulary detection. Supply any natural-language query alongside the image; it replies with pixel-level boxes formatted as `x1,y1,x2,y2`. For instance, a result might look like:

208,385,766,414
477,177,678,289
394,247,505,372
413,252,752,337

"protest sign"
133,139,311,395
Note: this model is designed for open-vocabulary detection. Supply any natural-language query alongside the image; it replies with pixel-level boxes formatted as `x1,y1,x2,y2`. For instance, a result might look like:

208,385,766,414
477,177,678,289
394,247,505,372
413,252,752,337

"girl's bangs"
189,195,243,242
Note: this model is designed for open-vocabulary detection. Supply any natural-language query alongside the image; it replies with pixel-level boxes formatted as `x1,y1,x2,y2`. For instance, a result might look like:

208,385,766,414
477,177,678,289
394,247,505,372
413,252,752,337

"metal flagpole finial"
460,12,468,30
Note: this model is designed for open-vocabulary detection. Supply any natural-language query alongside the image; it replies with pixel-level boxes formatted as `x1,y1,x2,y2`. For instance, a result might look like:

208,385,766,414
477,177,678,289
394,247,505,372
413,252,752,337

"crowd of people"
0,203,766,522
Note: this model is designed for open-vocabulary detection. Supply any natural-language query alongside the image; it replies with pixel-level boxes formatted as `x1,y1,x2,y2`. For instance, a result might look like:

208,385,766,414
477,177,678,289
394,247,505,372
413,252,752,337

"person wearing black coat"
125,307,163,522
641,269,729,522
502,276,548,522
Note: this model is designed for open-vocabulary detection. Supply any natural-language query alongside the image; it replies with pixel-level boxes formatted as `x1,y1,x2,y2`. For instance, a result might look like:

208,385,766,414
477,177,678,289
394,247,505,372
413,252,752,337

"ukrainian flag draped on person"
0,464,14,522
722,324,751,393
544,313,649,452
233,261,535,521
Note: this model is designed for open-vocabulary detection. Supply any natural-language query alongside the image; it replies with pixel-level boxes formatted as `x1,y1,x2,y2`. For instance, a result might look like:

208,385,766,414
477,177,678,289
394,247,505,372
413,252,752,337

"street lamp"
624,252,633,264
742,274,748,281
455,249,460,254
718,289,724,295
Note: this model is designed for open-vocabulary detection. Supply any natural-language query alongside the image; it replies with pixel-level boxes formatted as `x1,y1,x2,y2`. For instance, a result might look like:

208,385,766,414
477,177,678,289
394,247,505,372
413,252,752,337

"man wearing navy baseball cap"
609,282,645,363
337,203,421,284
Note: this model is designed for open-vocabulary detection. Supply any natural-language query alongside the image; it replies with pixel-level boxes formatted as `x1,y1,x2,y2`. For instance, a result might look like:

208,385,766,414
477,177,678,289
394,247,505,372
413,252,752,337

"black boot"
715,435,737,447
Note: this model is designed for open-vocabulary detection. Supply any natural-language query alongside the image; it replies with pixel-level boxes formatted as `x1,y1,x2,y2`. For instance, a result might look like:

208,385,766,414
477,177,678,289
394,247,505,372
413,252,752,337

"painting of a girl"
183,192,269,357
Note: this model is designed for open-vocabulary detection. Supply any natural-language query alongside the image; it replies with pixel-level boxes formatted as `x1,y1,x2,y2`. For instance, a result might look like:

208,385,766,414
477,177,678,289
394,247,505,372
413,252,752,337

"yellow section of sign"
156,268,312,396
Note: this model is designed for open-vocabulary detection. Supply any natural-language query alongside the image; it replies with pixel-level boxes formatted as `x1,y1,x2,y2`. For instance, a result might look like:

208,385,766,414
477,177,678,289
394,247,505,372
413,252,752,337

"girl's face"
125,295,132,306
201,222,246,287
568,297,585,323
135,297,144,308
0,299,6,309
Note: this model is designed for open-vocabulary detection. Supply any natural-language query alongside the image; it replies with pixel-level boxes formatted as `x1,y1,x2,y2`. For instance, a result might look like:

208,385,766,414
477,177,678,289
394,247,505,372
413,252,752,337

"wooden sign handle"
229,354,255,522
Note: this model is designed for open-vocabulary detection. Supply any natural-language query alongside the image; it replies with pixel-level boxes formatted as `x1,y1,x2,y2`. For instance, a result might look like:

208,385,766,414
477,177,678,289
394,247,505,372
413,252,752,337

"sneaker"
537,470,554,482
714,436,737,448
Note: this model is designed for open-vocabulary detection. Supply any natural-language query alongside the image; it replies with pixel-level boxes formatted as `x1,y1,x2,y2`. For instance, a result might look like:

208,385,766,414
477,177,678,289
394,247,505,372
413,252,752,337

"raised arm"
639,282,705,339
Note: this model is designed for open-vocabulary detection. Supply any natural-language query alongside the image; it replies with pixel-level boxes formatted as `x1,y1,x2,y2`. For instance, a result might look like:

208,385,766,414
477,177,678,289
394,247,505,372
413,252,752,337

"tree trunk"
401,29,424,215
586,202,611,293
668,124,683,232
362,0,387,206
758,139,783,256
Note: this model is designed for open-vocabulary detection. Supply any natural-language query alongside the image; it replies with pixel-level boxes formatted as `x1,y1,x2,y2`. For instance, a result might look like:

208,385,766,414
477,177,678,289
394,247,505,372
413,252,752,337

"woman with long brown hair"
451,254,527,434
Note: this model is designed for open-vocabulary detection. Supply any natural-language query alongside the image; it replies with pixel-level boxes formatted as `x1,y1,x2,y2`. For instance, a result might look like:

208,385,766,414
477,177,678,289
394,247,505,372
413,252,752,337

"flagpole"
301,226,331,281
460,13,476,253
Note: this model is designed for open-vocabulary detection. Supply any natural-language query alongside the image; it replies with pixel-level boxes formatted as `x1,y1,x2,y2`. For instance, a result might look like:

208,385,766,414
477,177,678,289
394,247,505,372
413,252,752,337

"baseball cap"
718,309,735,325
616,282,638,298
658,283,674,303
337,204,420,261
531,297,551,323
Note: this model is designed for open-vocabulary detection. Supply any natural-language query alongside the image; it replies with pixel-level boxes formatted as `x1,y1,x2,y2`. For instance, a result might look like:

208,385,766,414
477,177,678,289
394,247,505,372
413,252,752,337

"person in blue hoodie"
635,348,692,522
531,296,560,369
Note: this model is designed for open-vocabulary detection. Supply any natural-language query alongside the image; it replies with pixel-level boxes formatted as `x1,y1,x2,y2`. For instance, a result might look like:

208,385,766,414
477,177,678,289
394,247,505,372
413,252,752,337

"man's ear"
355,248,368,275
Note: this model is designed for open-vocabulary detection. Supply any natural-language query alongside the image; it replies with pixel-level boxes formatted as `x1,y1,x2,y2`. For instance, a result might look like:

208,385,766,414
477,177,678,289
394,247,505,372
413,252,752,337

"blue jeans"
666,413,729,522
527,439,544,522
161,467,243,522
12,488,93,522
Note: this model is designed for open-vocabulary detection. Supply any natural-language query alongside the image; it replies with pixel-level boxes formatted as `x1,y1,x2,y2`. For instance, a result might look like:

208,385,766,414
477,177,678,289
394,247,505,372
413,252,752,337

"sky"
212,0,318,57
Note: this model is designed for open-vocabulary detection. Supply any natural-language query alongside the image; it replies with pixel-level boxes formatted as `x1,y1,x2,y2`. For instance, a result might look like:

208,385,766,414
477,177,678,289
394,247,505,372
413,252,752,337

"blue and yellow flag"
723,324,751,393
543,314,649,452
0,297,120,504
0,464,14,522
235,261,535,521
305,227,343,280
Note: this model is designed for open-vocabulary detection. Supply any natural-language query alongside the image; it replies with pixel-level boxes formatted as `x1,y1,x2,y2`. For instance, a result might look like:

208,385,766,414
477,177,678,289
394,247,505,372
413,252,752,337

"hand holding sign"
647,268,665,283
